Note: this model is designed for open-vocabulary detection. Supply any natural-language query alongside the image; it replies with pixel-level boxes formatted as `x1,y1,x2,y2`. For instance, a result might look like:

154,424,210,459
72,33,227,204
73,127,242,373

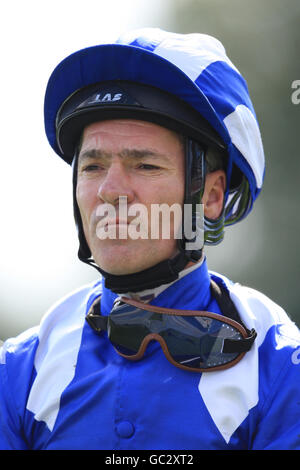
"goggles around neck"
86,281,257,373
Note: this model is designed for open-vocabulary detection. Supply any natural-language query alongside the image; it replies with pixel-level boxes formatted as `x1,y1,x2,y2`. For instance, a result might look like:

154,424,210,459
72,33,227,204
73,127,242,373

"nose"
97,160,134,205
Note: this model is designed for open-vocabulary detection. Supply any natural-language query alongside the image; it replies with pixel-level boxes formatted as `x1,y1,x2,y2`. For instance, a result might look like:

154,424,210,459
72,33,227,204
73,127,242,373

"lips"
93,201,153,241
96,217,138,228
94,205,145,241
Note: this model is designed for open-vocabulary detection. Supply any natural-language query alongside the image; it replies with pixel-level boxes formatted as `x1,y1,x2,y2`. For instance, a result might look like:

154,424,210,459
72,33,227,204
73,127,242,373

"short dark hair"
205,147,225,173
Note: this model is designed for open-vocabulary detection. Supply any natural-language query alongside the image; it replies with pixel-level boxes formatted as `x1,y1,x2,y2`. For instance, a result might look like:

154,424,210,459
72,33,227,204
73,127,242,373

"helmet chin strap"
72,137,205,294
92,251,195,294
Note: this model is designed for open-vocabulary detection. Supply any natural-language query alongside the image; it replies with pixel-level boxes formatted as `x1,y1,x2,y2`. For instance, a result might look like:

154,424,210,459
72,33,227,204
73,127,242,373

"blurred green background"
0,0,299,339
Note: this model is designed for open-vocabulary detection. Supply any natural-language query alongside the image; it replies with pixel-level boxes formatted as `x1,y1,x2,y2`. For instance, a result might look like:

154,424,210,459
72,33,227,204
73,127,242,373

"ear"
202,170,226,219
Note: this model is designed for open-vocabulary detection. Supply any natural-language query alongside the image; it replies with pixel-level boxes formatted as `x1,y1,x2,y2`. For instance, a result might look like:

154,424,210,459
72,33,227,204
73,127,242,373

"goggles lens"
106,297,256,372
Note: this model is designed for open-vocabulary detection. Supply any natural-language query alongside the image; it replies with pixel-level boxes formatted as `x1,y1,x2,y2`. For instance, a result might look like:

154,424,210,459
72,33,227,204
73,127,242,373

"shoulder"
210,271,300,402
0,279,101,375
201,271,300,446
0,280,102,446
36,280,101,341
0,326,39,368
210,270,300,350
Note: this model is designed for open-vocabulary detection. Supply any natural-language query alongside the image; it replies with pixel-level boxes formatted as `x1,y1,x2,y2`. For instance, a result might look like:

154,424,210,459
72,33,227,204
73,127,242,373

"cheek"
165,175,185,205
76,180,98,224
148,172,185,205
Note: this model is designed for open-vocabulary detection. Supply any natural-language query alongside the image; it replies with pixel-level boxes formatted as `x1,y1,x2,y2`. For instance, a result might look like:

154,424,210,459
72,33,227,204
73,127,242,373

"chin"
91,245,146,275
94,251,166,276
96,259,150,276
91,239,177,276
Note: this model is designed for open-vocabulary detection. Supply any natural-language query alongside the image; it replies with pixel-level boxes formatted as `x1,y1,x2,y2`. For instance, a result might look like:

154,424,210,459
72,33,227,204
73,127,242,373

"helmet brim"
55,79,226,163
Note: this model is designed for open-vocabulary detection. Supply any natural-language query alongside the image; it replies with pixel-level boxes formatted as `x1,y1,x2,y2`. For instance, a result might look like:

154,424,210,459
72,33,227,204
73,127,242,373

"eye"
82,164,103,172
138,163,160,170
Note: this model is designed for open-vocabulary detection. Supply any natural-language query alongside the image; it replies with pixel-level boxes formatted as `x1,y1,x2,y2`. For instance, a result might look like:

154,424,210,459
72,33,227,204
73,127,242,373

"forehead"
80,119,183,154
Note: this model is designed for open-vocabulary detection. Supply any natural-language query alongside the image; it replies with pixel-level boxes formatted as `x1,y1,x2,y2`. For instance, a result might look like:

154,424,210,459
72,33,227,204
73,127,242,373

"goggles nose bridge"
116,332,168,361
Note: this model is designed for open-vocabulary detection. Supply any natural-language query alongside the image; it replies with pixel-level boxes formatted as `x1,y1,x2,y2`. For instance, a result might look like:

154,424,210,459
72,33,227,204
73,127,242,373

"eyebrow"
78,148,171,163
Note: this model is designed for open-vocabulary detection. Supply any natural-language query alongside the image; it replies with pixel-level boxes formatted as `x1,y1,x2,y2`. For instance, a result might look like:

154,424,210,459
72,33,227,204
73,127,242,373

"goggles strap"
210,279,257,353
209,279,257,352
86,298,107,333
222,329,257,354
210,279,244,325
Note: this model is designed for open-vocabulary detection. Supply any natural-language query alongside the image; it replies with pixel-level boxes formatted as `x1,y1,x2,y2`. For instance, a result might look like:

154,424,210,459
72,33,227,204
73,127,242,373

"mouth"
95,215,143,241
93,202,150,241
97,217,136,228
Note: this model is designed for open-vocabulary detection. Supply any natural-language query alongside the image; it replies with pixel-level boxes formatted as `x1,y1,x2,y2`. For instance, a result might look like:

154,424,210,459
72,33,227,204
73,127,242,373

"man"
0,28,299,450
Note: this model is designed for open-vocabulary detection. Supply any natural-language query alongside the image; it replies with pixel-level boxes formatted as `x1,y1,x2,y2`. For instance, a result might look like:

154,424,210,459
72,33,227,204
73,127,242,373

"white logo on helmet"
89,92,123,104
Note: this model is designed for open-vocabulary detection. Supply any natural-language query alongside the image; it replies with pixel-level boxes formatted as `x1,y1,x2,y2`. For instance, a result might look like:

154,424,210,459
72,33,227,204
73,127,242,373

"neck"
119,256,204,302
100,250,201,294
100,255,211,315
